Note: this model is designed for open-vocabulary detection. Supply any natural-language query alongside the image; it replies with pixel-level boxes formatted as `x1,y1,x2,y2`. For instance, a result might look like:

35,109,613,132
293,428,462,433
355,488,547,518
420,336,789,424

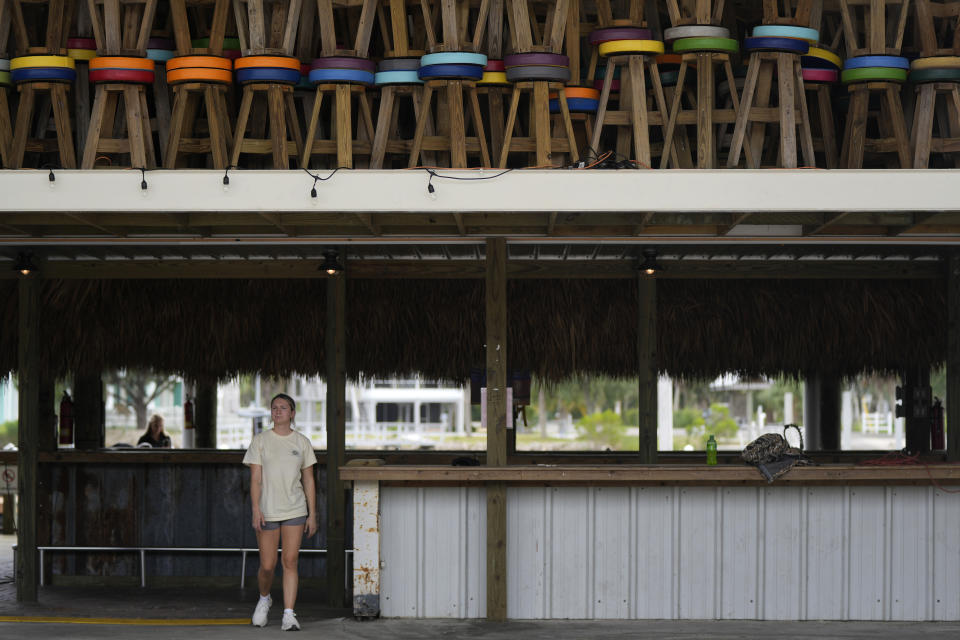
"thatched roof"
0,278,946,381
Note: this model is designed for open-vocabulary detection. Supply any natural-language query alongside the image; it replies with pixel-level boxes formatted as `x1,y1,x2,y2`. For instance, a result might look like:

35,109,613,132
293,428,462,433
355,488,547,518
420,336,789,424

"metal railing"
17,545,353,588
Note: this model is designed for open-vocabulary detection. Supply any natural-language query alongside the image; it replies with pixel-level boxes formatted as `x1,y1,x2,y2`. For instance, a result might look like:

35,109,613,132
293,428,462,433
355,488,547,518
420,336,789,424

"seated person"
138,414,172,448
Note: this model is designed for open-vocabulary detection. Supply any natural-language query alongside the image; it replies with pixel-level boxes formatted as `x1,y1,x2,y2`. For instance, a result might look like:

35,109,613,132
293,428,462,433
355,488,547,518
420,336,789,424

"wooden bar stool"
229,0,306,168
589,32,671,168
301,0,378,168
163,0,236,168
498,0,577,168
726,26,817,169
837,0,912,168
6,0,77,168
369,0,429,169
407,0,492,168
66,36,97,160
910,1,960,168
660,0,741,168
145,38,176,166
80,0,159,168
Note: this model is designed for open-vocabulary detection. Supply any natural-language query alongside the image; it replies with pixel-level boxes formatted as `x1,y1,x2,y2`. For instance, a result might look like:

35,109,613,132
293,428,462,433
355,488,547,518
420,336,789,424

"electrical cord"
861,450,960,494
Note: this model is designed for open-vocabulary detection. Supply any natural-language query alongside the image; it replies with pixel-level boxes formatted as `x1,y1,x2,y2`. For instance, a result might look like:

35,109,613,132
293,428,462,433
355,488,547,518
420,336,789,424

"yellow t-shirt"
242,428,318,521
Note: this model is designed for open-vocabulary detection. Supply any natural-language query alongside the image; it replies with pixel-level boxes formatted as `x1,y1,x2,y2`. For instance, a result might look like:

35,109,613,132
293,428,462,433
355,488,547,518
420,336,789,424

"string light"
139,167,148,191
303,167,346,199
222,165,234,191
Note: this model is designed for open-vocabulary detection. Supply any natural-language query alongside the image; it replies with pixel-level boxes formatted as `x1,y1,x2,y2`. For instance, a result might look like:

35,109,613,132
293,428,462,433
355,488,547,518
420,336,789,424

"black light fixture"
639,248,663,276
13,252,38,277
321,249,343,276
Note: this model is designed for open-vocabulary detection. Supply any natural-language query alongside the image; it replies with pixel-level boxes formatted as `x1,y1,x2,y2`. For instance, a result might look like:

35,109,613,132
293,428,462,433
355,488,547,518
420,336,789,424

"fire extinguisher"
58,391,74,445
931,397,945,451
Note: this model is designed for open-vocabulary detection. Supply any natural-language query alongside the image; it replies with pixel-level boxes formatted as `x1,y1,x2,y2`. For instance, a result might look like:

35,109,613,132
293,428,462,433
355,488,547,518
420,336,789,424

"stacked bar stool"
408,0,491,168
655,53,695,167
726,20,817,169
301,0,378,169
801,44,842,168
660,0,742,168
369,56,423,169
588,24,671,168
910,0,960,168
230,0,311,169
498,0,577,168
838,0,912,168
7,0,77,168
82,0,160,169
165,0,235,168
369,0,430,169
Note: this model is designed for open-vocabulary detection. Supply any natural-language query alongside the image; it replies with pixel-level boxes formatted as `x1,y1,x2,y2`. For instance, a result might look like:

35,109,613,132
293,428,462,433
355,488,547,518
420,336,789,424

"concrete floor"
2,536,960,638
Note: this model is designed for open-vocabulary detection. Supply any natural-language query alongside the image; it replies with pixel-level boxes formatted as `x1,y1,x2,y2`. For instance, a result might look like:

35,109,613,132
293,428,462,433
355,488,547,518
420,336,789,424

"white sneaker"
281,610,300,631
251,595,271,627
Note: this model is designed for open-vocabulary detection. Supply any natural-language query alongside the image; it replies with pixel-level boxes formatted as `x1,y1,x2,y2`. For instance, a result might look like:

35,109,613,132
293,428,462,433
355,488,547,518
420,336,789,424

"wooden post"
73,373,104,450
637,274,657,462
325,260,346,608
485,237,508,620
803,374,841,450
194,380,218,448
16,273,39,602
948,252,960,462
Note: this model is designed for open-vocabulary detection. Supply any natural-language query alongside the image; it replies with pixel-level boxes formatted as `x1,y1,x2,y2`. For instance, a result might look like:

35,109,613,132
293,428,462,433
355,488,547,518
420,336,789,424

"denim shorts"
261,515,307,530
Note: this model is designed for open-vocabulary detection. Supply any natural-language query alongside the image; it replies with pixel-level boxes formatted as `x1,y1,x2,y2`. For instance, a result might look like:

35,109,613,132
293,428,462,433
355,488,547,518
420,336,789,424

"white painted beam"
2,169,960,214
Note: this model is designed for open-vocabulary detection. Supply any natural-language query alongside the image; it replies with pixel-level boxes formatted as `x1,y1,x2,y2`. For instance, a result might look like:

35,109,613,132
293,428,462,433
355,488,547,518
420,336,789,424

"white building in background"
217,375,469,450
0,377,17,424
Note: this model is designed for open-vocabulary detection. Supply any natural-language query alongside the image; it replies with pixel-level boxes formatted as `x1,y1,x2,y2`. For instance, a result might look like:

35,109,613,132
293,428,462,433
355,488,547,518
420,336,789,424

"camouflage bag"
742,424,804,465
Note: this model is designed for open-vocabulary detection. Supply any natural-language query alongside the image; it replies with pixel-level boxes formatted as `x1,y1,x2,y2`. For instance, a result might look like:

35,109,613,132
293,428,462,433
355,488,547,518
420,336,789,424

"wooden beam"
888,213,939,236
354,212,381,235
16,273,39,602
73,373,104,450
804,212,851,235
719,212,754,235
637,274,657,463
633,211,655,235
485,237,507,621
325,264,347,607
948,252,960,462
194,380,218,448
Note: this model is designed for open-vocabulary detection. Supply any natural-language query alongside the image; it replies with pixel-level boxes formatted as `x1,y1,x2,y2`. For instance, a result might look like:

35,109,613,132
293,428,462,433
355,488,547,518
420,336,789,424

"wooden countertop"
339,464,960,486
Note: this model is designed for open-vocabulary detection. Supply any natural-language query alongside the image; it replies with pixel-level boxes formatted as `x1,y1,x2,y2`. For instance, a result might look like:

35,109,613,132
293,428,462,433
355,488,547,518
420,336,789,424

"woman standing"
243,393,317,631
137,415,171,448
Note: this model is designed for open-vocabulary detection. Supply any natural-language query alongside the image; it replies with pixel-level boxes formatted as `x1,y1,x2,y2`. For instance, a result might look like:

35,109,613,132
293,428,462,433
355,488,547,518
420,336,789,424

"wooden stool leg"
589,58,617,157
83,86,110,169
727,54,761,168
446,81,467,167
50,85,76,169
648,62,675,168
285,89,305,164
843,86,869,168
792,59,816,167
302,88,326,168
911,84,934,169
555,87,579,165
11,86,36,168
267,86,289,169
231,87,256,167
816,85,839,169
335,84,353,168
776,54,797,168
498,85,522,168
533,81,551,166
721,57,755,168
949,86,960,168
627,56,650,166
370,86,395,169
885,85,912,168
124,86,148,168
207,86,231,169
696,52,715,168
407,83,435,167
165,87,188,168
140,89,157,168
467,86,491,167
659,60,689,169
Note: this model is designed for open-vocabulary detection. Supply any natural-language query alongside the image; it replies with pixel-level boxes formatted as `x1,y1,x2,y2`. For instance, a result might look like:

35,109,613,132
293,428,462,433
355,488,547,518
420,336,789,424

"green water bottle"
706,435,718,465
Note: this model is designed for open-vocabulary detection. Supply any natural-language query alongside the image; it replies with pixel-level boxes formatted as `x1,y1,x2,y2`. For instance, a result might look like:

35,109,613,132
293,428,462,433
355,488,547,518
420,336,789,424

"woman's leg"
257,527,281,596
279,522,305,610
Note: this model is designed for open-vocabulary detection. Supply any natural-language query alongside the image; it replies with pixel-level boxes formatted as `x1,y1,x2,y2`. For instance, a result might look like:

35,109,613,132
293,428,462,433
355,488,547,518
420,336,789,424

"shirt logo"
291,449,300,457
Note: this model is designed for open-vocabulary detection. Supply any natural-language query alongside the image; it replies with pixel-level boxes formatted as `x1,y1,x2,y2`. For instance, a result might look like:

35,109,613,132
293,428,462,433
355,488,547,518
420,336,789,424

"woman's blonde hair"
145,414,165,435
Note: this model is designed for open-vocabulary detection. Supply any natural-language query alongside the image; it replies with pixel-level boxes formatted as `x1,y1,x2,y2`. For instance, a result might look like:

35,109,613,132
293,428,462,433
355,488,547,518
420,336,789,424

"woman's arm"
301,466,317,537
249,464,265,531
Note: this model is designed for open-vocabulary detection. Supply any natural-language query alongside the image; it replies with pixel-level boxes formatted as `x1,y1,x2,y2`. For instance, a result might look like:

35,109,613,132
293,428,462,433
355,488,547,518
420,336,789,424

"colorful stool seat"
89,57,155,83
11,54,77,83
590,27,653,44
549,87,599,113
379,58,422,72
418,64,483,80
310,57,376,85
801,48,842,71
67,38,97,61
909,67,960,83
841,67,907,84
597,40,665,57
911,56,960,71
663,26,729,42
751,25,819,43
166,56,233,84
235,56,301,85
505,66,570,82
743,36,809,54
843,55,909,71
802,68,839,84
375,70,422,85
672,37,738,54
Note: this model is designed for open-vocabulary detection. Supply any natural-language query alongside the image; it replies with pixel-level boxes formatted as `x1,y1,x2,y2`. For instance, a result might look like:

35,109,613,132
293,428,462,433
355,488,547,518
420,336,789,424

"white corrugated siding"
379,485,960,620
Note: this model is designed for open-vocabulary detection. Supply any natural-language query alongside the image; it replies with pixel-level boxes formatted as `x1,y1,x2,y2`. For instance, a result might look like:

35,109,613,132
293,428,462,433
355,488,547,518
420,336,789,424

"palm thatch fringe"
0,278,946,381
